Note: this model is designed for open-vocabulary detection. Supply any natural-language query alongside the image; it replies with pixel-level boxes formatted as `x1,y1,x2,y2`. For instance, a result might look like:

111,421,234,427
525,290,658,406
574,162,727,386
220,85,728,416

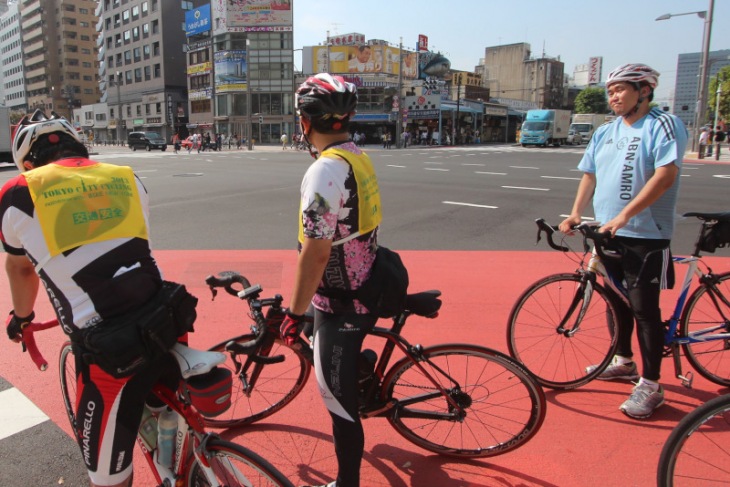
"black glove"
279,310,306,346
6,310,35,341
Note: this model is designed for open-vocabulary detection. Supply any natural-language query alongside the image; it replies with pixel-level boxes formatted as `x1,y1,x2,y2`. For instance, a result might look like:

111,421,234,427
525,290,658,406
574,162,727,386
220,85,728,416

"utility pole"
115,71,122,143
713,73,723,130
396,38,403,149
453,73,462,146
246,39,253,150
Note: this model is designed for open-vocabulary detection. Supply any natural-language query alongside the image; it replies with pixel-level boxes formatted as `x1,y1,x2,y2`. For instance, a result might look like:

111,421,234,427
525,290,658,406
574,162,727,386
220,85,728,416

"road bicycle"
507,212,730,390
21,319,294,487
202,271,546,458
657,393,730,486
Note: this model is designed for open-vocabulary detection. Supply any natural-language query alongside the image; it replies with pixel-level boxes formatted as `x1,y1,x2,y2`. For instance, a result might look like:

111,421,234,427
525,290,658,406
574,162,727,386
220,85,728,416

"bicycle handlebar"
535,218,619,261
18,320,59,371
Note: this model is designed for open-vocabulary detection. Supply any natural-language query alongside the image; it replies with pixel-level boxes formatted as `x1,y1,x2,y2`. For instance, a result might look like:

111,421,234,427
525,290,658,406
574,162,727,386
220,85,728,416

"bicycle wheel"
205,334,311,428
382,344,546,457
186,437,294,487
657,394,730,487
507,273,620,389
680,272,730,387
59,341,78,433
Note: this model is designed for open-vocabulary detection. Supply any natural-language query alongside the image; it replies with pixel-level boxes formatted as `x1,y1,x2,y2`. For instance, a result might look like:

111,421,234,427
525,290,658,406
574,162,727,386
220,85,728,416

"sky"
292,0,730,101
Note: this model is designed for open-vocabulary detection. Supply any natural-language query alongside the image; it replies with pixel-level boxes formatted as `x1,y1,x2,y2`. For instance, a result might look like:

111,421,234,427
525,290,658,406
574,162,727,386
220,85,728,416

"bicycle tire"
382,344,546,457
680,271,730,387
205,334,311,428
657,393,730,487
507,272,620,389
59,341,78,433
186,437,294,487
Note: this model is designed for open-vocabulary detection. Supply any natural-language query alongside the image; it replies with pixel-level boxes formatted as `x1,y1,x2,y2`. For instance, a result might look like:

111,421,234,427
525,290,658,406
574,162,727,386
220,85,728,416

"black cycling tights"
313,309,377,487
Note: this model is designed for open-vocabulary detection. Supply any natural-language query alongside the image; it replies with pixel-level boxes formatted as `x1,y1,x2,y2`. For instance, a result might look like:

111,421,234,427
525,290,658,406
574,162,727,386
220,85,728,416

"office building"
673,49,730,129
20,0,100,119
1,1,26,110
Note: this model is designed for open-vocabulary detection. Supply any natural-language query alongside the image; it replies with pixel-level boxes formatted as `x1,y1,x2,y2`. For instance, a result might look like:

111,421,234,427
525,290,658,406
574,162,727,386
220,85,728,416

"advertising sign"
418,34,428,52
588,56,602,85
418,51,451,80
327,32,366,46
185,5,211,37
212,0,293,34
215,50,247,92
311,45,416,78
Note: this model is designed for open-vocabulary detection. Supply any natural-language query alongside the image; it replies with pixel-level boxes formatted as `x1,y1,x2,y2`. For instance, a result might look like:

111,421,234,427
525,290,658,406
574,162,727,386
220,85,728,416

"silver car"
567,129,582,146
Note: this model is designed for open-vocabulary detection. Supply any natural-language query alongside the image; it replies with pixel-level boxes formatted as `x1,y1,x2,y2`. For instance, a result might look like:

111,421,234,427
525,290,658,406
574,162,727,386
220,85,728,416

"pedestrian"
172,133,180,154
713,124,725,161
216,133,223,151
281,132,288,150
1,110,196,486
559,63,688,419
706,127,714,157
280,73,382,487
698,127,709,159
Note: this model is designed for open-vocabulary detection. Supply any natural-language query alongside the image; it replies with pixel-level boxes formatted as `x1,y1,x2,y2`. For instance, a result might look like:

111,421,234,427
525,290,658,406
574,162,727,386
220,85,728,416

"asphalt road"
13,143,721,254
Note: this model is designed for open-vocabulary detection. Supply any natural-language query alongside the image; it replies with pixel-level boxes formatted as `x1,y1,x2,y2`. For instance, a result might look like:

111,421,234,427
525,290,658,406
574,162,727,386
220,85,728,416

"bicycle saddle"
170,343,226,379
684,211,730,222
405,290,442,317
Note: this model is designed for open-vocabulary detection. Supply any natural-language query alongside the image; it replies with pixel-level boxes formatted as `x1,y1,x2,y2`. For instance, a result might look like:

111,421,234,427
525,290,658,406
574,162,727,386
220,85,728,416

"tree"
9,110,26,125
707,66,730,127
574,87,609,114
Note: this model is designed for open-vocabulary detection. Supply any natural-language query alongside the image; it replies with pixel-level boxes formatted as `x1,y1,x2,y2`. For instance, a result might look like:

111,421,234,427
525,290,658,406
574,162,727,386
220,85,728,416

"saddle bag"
698,220,730,253
186,367,233,417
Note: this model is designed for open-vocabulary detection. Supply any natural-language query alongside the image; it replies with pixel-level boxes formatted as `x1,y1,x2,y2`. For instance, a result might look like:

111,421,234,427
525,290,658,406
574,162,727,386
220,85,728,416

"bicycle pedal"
360,400,396,418
679,371,694,389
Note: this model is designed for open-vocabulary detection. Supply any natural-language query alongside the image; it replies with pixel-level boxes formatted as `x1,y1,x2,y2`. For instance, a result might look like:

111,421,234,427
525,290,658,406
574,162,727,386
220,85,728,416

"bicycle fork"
556,273,597,337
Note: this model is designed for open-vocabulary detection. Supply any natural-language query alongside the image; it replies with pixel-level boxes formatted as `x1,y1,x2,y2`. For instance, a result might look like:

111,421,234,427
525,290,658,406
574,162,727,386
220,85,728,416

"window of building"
125,70,132,83
124,50,131,64
145,104,151,115
182,1,193,9
154,64,161,78
132,27,139,41
133,47,141,62
142,23,149,37
136,105,142,116
123,30,130,43
134,68,142,82
152,42,160,56
192,99,211,114
144,65,151,80
143,45,151,59
142,1,148,15
122,9,130,23
152,20,159,35
132,5,139,19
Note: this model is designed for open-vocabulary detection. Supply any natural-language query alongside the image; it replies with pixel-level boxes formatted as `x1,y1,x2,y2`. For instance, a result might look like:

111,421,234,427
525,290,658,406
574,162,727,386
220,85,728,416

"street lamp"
656,2,714,152
115,71,122,143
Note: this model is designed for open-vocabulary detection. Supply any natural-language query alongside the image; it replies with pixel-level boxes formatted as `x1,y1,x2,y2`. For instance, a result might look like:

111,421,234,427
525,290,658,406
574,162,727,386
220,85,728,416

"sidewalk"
683,148,730,164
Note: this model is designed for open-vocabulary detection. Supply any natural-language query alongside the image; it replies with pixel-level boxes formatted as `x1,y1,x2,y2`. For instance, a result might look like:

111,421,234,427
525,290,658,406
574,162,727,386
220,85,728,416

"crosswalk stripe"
0,388,49,440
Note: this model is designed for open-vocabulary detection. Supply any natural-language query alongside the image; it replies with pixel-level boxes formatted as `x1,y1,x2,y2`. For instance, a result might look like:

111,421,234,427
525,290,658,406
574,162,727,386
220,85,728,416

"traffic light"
259,115,264,124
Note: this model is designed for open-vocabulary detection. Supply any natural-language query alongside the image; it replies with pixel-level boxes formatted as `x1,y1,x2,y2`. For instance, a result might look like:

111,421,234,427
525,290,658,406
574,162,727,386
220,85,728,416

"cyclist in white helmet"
560,63,688,419
2,110,188,487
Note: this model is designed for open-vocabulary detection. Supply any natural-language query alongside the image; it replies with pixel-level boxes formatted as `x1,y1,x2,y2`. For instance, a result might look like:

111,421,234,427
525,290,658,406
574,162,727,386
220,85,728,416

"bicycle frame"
583,251,730,387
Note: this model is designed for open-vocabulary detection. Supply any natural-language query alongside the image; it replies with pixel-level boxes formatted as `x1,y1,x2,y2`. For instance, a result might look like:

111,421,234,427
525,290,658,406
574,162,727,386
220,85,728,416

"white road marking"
509,166,539,169
502,186,549,191
423,161,443,164
425,168,449,171
475,171,507,175
387,165,407,168
559,214,596,220
462,163,485,166
541,176,582,181
443,201,498,209
0,388,48,440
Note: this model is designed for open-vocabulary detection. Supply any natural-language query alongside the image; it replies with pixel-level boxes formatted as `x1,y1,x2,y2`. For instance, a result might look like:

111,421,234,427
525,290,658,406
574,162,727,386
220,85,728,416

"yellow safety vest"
23,162,148,259
298,147,381,244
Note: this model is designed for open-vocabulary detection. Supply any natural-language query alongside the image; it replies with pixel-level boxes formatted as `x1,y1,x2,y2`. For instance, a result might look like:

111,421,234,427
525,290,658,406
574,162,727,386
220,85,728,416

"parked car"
128,131,167,151
567,129,582,146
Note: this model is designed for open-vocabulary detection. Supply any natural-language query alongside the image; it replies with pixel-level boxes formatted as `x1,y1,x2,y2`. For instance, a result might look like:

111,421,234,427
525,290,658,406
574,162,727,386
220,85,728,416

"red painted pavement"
2,250,729,486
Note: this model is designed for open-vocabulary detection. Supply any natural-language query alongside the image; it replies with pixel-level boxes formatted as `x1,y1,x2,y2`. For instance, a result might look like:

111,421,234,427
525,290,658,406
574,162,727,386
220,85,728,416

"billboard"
417,51,451,80
310,45,417,78
212,0,293,34
588,56,602,85
418,34,428,52
185,5,211,37
215,50,247,92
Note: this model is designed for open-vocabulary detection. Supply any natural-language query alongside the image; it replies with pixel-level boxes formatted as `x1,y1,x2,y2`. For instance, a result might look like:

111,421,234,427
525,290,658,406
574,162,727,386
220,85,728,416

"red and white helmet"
295,73,357,120
12,109,81,171
606,63,660,89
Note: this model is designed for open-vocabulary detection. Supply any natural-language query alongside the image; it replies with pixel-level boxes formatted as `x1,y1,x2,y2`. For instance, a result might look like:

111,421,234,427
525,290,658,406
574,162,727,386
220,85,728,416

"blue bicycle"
507,212,730,390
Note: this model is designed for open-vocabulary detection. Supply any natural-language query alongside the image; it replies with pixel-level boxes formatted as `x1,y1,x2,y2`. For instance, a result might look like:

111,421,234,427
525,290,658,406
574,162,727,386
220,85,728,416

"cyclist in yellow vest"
1,110,180,487
280,74,381,487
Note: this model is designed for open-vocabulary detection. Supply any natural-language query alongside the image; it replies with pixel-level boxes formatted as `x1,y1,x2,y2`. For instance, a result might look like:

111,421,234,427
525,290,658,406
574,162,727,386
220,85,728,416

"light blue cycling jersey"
578,108,688,239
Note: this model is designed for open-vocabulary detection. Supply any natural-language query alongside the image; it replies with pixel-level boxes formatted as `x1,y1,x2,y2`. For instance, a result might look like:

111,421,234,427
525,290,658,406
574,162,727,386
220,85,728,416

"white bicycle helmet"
12,110,81,171
606,63,660,89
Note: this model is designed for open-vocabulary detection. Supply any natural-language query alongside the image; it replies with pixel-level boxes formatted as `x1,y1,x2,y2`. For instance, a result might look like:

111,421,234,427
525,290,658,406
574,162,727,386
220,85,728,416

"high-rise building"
478,43,565,111
1,1,26,110
98,0,200,142
20,0,100,119
673,49,730,129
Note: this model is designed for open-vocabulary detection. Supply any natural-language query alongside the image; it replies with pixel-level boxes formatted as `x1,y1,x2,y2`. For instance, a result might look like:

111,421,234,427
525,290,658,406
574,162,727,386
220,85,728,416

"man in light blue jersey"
560,63,688,419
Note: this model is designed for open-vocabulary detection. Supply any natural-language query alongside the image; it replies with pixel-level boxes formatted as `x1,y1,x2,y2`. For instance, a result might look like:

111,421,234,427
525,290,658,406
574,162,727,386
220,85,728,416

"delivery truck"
520,109,571,147
569,113,610,143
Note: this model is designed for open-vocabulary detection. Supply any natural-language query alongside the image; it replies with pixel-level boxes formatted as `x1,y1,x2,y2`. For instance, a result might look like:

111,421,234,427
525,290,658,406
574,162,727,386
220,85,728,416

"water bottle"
156,407,177,468
138,405,158,451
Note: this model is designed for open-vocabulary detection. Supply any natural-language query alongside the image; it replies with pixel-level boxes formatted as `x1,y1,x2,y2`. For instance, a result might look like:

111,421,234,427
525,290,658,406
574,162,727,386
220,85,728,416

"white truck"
0,106,12,164
569,113,610,143
519,109,572,147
